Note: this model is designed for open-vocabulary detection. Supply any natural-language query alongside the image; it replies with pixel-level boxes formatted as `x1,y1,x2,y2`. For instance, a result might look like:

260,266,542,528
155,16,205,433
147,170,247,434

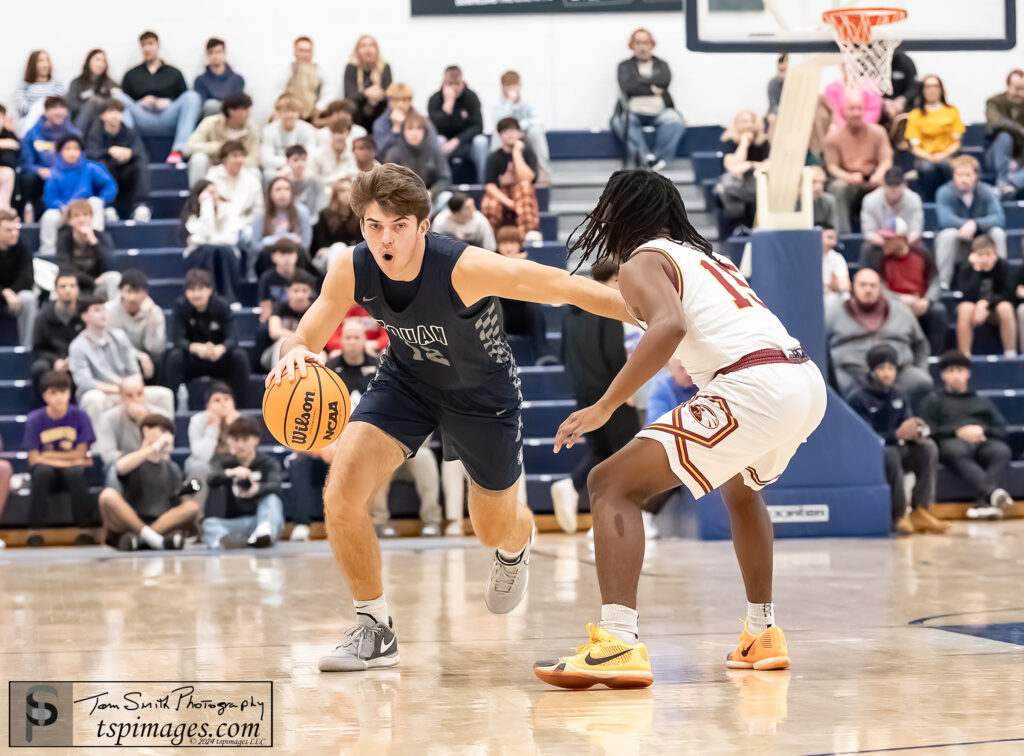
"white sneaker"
990,488,1014,512
485,523,535,614
550,478,578,534
248,522,274,548
651,159,668,172
524,230,543,244
132,205,152,223
966,505,1004,520
642,511,660,540
104,206,119,224
421,523,441,537
444,521,463,536
290,524,310,542
0,537,6,549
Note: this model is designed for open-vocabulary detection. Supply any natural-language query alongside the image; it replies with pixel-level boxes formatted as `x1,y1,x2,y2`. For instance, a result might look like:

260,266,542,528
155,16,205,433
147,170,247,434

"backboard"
686,0,1016,52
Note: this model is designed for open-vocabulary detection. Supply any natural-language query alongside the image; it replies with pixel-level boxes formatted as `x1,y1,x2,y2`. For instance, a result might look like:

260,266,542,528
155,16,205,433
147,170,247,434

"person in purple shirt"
22,370,97,546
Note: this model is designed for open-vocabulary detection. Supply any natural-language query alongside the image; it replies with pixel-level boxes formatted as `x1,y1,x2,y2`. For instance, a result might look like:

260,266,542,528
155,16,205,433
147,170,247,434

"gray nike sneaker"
318,616,400,672
484,524,535,614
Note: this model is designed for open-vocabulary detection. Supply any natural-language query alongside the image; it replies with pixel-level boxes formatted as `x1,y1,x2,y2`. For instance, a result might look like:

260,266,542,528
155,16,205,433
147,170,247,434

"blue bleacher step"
149,163,190,192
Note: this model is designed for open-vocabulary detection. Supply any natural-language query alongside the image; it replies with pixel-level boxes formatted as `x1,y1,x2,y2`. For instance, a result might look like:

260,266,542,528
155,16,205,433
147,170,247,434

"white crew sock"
496,526,532,563
354,594,391,627
140,525,164,550
600,603,639,643
747,601,775,635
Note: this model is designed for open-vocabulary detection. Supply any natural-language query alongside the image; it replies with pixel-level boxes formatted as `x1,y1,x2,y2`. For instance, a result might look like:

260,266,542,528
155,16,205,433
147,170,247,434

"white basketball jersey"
630,238,800,389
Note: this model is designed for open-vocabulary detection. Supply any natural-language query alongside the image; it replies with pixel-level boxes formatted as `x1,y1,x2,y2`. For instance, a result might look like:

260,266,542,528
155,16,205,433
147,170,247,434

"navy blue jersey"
351,232,515,390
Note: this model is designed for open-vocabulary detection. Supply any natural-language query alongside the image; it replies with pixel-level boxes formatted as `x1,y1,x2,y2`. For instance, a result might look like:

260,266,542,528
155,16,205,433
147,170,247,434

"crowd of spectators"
2,29,1024,548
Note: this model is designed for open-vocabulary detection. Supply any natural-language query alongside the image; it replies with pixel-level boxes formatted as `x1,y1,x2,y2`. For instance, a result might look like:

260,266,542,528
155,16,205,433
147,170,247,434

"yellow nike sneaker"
726,621,790,670
534,623,652,689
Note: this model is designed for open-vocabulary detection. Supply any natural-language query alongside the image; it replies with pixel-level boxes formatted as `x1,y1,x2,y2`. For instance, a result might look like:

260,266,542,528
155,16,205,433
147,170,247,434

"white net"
823,9,907,96
832,36,902,95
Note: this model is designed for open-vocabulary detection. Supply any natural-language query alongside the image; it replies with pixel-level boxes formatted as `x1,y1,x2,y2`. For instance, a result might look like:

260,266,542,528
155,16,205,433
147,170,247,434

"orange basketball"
262,363,351,452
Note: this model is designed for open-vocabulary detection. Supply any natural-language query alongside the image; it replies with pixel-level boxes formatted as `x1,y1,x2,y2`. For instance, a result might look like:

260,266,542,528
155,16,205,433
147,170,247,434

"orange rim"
823,7,908,44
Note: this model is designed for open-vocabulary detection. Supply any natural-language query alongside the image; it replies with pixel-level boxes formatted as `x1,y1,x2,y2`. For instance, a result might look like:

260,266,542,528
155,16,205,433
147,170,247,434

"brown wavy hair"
262,176,300,238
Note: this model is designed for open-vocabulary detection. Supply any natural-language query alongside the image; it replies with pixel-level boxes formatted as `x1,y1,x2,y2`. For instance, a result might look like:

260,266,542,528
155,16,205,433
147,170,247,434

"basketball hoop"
822,7,908,95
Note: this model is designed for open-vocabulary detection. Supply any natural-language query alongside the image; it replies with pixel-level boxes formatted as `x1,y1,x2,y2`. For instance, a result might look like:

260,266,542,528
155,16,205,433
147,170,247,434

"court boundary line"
802,736,1024,755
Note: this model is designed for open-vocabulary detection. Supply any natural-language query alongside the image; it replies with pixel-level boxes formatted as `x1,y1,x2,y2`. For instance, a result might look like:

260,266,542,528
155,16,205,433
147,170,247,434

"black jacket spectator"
920,387,1007,442
85,119,150,218
170,293,237,351
484,145,538,186
122,62,187,101
845,378,912,444
428,87,483,148
30,301,85,396
207,451,283,518
327,352,378,396
956,257,1016,305
0,237,34,297
311,208,362,251
0,125,19,169
344,62,393,131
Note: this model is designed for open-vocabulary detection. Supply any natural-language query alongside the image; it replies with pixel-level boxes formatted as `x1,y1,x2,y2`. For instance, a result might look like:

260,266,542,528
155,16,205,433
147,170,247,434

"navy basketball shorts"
350,365,523,493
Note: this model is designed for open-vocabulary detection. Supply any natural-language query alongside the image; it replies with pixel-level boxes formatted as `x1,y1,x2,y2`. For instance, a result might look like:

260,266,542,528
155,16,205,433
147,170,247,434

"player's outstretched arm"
554,252,685,452
450,246,633,323
264,249,357,388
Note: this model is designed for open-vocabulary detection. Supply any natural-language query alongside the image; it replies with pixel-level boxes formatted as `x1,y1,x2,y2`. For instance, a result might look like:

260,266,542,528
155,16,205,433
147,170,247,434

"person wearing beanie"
846,344,944,535
920,351,1015,519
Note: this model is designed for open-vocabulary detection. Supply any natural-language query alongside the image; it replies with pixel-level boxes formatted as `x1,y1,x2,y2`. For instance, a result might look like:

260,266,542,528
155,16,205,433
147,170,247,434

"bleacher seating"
2,119,1022,536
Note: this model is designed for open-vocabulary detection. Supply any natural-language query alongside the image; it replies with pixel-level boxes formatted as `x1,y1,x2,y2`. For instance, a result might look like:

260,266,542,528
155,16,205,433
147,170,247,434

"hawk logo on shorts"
688,401,720,431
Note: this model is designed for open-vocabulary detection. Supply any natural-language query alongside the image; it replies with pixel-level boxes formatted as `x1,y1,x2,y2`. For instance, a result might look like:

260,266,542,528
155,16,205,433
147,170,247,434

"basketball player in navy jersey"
266,164,630,671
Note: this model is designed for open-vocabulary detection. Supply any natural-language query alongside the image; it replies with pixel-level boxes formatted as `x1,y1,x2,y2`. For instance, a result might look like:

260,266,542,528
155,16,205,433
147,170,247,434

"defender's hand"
265,347,325,388
554,402,613,453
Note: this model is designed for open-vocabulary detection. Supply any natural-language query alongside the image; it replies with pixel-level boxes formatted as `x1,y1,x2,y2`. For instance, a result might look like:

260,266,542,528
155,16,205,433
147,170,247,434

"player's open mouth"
383,252,394,262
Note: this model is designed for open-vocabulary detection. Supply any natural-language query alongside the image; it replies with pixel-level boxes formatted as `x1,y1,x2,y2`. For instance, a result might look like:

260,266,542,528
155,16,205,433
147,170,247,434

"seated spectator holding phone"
23,371,97,547
184,381,238,503
98,413,200,550
845,345,944,536
203,416,284,549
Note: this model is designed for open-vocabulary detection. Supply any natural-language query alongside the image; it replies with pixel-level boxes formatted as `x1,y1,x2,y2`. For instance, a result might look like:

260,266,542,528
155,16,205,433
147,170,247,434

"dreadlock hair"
567,169,713,273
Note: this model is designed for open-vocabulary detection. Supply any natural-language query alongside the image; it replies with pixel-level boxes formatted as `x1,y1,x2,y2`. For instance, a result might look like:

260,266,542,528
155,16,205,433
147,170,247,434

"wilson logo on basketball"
689,401,720,430
322,401,340,441
290,391,317,446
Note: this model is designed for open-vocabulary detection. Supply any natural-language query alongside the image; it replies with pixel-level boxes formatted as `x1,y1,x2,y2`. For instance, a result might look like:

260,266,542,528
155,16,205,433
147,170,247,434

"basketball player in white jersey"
534,169,827,689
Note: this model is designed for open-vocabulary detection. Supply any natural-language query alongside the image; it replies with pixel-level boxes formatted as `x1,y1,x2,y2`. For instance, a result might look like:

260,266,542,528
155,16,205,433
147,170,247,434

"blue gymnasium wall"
695,230,891,540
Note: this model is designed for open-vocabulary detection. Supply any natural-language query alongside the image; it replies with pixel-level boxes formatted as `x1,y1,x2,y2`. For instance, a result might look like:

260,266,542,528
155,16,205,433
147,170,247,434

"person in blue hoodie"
193,38,245,119
39,134,116,255
846,344,945,536
20,95,80,219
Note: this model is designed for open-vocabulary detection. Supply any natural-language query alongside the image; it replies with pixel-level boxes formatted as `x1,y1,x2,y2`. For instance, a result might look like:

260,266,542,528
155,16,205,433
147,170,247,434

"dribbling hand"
553,402,614,453
265,347,326,388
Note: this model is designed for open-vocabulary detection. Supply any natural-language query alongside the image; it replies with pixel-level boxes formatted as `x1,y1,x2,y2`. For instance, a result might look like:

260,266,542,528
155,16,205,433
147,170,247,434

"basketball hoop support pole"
756,55,838,229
